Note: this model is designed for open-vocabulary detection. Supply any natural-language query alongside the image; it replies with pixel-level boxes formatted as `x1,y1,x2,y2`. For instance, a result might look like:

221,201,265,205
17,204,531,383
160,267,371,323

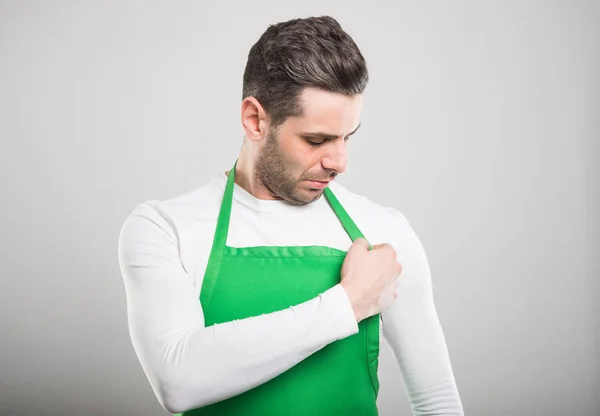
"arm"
117,202,359,414
381,211,464,416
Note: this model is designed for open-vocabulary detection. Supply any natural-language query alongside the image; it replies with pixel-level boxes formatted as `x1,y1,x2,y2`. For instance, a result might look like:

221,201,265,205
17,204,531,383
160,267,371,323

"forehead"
285,87,363,133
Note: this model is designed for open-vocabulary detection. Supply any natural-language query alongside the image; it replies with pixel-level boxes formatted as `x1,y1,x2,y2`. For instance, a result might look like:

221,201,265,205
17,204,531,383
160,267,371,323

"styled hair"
242,16,369,129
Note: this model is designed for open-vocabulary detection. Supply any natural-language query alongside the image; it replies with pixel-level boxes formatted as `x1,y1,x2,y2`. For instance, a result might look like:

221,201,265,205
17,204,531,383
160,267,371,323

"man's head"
240,16,368,205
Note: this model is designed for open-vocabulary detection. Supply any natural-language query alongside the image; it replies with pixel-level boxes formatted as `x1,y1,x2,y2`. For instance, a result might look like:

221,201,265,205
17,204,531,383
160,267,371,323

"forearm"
126,279,358,413
118,202,359,413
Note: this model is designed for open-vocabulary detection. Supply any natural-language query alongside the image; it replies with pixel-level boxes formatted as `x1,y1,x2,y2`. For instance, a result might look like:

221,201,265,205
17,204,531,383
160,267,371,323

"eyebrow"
299,122,362,141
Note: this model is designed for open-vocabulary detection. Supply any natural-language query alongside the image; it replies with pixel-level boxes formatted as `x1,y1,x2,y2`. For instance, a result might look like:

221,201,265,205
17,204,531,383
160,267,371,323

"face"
254,87,363,206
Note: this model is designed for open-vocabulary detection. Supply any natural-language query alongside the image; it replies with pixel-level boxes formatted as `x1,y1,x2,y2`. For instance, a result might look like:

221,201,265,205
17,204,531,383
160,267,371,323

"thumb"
349,237,372,253
371,242,387,250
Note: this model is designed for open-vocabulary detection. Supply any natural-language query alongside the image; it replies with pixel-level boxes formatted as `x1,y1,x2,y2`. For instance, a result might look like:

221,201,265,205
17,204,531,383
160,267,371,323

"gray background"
1,1,598,415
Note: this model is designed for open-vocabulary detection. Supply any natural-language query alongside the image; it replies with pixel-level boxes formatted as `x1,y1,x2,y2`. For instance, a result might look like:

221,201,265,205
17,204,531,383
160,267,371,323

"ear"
241,97,270,142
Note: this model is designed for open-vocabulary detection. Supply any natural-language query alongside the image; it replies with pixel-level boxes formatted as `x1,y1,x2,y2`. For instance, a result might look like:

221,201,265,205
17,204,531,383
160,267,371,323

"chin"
287,188,321,205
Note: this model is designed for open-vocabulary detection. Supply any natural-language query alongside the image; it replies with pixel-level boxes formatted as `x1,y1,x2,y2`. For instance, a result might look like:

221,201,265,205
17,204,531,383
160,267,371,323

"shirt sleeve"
381,211,465,416
117,202,359,414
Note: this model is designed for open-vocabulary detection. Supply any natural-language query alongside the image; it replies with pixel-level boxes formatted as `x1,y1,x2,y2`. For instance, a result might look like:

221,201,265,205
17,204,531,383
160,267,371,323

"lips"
307,177,333,183
305,179,332,189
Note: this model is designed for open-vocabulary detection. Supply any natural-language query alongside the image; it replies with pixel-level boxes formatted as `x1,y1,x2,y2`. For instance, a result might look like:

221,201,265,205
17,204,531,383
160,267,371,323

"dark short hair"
242,16,369,129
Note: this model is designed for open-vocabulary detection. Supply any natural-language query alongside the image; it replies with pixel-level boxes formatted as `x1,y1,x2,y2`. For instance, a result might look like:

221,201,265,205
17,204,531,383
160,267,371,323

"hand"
340,238,403,323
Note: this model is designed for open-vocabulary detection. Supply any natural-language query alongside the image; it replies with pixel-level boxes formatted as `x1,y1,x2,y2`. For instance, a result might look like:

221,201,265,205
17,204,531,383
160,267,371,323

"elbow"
158,396,183,414
151,368,216,414
157,387,183,414
153,375,195,414
133,333,218,413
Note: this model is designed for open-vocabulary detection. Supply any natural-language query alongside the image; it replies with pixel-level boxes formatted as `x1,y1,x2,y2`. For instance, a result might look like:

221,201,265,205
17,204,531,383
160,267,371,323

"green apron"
177,160,380,415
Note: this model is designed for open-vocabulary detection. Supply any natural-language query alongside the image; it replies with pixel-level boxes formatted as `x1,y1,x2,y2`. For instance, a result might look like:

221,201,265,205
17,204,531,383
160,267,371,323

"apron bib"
177,160,380,415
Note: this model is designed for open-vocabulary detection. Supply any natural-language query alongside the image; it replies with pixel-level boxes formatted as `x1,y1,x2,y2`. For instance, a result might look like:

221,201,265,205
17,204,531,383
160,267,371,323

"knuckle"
388,246,397,258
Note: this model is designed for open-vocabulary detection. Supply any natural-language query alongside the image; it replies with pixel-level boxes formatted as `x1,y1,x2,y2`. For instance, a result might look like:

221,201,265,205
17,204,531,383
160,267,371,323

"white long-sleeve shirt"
117,171,464,415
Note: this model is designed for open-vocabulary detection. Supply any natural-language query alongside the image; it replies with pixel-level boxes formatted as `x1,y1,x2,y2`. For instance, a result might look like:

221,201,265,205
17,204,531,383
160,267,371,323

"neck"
226,143,279,201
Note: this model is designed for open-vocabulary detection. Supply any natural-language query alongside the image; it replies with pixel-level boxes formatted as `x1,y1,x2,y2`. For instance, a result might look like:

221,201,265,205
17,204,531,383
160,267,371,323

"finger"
349,237,370,253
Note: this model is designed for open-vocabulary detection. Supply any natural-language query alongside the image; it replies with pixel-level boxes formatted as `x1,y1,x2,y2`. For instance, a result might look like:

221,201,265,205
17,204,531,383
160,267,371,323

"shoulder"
328,180,409,234
118,175,225,245
329,182,431,287
328,181,422,257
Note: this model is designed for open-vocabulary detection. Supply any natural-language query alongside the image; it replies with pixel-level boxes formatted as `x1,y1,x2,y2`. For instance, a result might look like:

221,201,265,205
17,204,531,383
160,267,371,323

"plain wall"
1,1,598,415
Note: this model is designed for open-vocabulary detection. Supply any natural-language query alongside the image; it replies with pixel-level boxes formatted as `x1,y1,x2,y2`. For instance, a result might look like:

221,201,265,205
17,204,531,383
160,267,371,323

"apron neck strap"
213,159,370,249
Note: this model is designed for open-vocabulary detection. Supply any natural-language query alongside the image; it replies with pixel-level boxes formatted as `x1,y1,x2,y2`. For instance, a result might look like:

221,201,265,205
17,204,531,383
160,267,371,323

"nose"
321,138,348,174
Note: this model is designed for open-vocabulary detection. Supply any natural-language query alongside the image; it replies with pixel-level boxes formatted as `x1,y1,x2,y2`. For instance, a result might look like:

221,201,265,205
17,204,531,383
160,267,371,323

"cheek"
278,134,321,173
280,136,309,162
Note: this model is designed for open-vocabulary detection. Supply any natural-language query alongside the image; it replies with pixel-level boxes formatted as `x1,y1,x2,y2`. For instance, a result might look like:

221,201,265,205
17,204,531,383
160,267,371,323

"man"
118,16,464,415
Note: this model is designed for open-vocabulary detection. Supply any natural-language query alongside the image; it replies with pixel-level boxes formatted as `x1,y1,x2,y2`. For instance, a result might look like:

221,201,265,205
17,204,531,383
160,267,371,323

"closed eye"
307,139,326,146
306,136,351,147
301,122,361,147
